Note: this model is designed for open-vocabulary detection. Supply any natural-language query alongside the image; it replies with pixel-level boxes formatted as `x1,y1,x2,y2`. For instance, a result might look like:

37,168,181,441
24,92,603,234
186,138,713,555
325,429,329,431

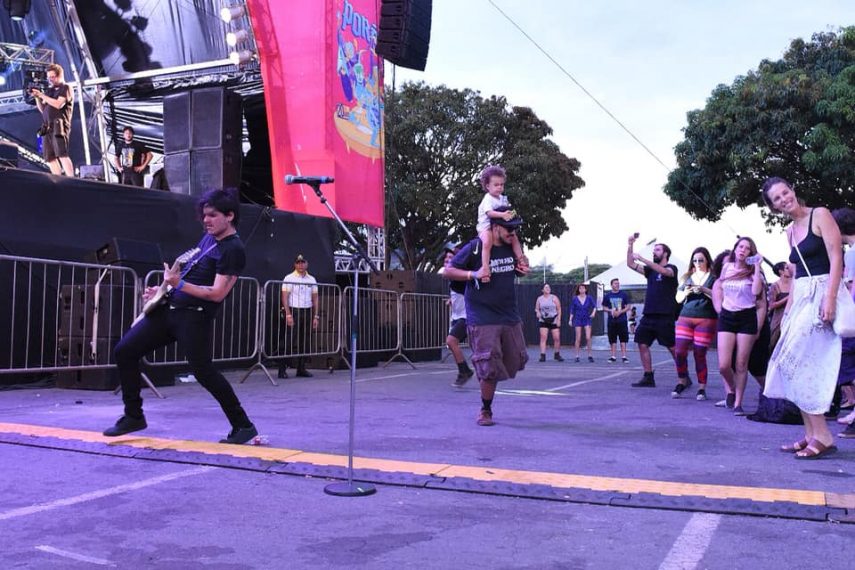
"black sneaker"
696,389,707,401
220,424,259,444
838,422,855,438
671,383,687,398
632,377,656,388
608,356,617,363
453,368,474,387
103,415,147,437
726,393,736,409
575,356,581,363
733,406,747,416
588,356,595,363
277,367,288,379
539,354,546,362
622,357,629,363
554,353,564,362
296,369,313,378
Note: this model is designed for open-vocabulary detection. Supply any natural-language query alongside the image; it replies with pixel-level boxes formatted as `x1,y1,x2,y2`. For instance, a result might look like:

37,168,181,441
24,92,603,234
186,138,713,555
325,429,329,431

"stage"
0,168,337,284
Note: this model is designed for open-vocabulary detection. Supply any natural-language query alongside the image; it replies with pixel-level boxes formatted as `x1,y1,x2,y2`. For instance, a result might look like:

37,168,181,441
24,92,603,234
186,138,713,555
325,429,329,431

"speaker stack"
376,0,432,71
163,87,244,196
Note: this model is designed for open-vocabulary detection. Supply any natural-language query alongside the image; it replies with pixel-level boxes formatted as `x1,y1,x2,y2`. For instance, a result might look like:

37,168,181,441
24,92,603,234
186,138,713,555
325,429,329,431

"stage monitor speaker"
163,91,192,154
89,238,164,278
0,141,19,168
376,0,432,71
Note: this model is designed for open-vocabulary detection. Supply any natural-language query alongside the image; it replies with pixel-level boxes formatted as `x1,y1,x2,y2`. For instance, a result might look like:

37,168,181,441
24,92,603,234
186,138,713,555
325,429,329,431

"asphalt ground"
1,346,854,568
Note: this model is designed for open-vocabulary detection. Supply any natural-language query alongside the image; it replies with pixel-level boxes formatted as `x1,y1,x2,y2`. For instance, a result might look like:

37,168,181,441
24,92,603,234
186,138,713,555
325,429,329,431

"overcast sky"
388,0,855,274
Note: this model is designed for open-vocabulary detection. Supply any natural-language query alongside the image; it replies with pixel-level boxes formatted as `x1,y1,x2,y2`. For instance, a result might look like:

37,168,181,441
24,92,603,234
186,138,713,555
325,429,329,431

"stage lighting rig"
220,5,245,23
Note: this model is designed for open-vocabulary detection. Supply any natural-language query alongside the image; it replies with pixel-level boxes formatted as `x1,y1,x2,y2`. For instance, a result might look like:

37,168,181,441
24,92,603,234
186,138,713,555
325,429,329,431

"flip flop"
780,439,808,453
794,439,838,460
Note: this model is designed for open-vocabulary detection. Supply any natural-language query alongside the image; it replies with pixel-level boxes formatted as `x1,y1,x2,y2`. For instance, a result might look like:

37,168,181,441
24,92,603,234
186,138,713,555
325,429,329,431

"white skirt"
764,275,842,415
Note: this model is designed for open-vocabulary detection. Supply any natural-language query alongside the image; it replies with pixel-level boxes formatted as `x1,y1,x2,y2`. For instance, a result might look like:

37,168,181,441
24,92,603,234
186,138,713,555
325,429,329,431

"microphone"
285,175,334,185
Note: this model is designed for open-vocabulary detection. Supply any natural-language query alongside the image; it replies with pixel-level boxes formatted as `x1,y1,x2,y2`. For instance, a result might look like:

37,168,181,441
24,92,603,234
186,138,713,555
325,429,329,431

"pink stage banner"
247,0,385,227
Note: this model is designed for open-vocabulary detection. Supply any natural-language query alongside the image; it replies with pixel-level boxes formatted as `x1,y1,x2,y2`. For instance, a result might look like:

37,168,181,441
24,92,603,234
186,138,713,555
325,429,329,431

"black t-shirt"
41,84,73,135
170,233,245,315
642,264,678,316
450,238,520,326
602,290,630,322
117,140,149,171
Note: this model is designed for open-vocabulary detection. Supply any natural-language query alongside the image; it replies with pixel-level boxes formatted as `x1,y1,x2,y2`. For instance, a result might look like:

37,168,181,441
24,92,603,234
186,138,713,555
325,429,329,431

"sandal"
794,439,838,460
780,439,809,453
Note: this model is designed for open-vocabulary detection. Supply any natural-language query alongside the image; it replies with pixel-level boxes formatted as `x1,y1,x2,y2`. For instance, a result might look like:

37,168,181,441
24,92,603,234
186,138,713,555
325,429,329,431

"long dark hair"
681,246,712,283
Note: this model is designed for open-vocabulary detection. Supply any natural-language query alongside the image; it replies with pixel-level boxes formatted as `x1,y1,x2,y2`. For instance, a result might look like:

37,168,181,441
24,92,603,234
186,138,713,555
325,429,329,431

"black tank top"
788,209,831,277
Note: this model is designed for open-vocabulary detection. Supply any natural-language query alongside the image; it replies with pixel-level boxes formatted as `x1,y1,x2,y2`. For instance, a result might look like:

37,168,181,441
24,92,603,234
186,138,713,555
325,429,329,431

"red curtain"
247,0,385,227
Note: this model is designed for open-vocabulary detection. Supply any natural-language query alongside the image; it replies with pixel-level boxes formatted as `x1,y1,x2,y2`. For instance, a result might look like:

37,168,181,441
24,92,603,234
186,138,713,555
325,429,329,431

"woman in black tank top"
760,177,844,459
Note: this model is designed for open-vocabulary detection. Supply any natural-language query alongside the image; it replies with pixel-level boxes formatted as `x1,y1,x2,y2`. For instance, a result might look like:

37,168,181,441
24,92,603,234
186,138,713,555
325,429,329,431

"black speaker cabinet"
377,0,432,71
0,141,20,168
86,238,164,278
163,87,244,196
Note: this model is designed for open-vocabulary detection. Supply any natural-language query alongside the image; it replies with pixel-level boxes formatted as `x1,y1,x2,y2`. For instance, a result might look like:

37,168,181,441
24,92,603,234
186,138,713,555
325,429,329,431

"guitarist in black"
103,189,258,444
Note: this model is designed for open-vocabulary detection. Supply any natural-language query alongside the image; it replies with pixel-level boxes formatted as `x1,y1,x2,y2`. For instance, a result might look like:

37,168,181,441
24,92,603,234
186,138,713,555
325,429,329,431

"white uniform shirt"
281,271,318,308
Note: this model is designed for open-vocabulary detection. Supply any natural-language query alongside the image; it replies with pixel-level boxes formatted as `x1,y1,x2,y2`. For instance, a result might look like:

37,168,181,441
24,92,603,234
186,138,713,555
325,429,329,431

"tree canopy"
664,27,855,226
385,81,585,271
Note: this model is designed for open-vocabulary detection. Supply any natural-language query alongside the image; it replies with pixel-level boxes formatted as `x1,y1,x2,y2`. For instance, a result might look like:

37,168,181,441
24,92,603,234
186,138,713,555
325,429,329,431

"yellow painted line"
0,422,850,509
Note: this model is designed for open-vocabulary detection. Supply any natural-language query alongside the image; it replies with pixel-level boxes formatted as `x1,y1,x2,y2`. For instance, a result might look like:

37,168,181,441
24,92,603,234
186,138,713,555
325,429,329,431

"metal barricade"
0,254,138,376
142,271,260,366
241,281,342,384
387,292,451,367
341,286,400,356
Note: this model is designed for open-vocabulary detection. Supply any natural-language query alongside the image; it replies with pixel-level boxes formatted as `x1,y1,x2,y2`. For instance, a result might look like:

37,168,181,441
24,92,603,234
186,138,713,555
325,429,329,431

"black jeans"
121,168,145,187
279,307,312,371
114,305,252,429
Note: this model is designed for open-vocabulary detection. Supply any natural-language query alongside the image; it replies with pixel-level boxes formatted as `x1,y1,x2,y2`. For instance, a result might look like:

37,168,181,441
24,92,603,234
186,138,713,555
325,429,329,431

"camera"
22,65,49,106
746,254,762,265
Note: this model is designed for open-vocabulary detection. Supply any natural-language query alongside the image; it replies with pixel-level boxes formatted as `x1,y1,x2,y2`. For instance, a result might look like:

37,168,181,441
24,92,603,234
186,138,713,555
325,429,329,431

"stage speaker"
0,141,19,168
163,151,191,195
163,87,243,196
376,0,432,71
163,91,192,154
192,149,242,195
87,238,164,278
192,88,243,150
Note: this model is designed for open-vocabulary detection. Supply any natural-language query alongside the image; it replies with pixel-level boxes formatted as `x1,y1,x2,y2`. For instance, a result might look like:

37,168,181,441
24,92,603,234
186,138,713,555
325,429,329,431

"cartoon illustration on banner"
335,0,384,160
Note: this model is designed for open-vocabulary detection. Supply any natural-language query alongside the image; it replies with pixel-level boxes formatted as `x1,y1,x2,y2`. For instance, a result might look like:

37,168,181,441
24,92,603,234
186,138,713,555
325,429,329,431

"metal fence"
142,271,260,366
0,255,138,374
1,255,467,388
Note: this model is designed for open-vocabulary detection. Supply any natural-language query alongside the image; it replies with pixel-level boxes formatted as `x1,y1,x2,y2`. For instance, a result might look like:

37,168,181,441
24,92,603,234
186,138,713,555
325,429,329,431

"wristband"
175,279,186,291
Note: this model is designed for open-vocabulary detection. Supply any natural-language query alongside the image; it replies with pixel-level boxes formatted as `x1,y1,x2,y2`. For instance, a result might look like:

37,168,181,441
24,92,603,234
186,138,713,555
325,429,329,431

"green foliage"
517,263,611,284
665,27,855,227
385,82,585,270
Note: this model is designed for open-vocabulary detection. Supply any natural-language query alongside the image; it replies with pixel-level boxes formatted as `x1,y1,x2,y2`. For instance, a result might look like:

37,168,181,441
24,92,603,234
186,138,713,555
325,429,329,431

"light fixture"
0,75,6,87
3,0,31,21
229,50,254,66
226,29,249,47
220,5,245,23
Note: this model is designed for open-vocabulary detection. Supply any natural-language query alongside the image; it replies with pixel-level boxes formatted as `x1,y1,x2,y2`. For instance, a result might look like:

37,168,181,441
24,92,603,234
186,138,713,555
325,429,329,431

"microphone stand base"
324,481,377,497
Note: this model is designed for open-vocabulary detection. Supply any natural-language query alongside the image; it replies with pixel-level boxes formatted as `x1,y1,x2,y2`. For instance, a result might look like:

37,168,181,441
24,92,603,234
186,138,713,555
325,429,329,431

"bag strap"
793,240,812,279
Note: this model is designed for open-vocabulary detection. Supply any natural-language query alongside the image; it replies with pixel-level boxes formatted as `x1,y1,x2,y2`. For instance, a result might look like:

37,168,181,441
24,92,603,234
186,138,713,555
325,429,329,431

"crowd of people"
443,167,855,455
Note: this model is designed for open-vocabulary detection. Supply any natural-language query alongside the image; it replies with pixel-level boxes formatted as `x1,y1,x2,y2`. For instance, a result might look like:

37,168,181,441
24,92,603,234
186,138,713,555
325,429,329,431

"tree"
517,264,611,285
385,82,585,270
664,27,855,227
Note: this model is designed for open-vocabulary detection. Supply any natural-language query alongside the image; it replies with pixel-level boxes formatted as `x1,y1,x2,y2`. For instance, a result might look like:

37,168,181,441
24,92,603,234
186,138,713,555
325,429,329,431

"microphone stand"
301,180,378,498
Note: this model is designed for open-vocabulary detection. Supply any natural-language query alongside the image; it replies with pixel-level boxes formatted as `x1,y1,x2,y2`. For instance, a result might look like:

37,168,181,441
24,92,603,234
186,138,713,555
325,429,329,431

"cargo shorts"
467,322,528,383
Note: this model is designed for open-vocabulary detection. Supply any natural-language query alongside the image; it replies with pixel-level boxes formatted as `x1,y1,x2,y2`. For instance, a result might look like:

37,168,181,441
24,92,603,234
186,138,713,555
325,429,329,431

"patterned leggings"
674,317,717,384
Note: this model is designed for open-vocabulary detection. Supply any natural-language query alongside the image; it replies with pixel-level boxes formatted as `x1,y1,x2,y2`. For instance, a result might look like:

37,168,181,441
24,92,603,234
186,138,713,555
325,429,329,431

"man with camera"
31,64,74,176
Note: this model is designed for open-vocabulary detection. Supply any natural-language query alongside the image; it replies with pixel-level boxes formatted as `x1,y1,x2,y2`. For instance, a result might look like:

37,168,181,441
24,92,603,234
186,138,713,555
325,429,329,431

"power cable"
486,0,739,236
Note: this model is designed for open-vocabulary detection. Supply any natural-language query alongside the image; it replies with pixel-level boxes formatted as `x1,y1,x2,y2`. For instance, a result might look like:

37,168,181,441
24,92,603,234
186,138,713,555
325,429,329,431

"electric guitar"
131,248,200,326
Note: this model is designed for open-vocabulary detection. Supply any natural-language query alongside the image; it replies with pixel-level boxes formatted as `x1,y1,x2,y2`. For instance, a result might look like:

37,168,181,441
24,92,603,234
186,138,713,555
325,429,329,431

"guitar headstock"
176,247,201,265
